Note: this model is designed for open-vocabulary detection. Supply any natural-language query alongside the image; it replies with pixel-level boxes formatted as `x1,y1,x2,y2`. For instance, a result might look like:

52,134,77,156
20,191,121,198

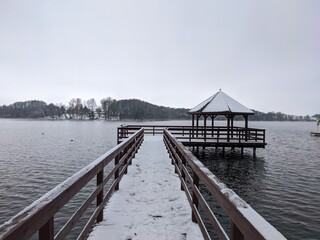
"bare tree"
86,98,97,111
101,97,113,120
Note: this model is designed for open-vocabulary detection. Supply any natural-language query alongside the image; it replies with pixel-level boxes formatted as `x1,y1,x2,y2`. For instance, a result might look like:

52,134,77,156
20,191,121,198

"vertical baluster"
174,146,178,174
124,145,129,174
115,154,120,191
39,217,54,240
192,173,199,223
97,169,104,222
181,153,186,191
230,222,244,240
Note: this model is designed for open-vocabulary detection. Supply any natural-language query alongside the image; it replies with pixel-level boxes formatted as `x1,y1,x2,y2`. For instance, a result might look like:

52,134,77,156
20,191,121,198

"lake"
0,119,319,239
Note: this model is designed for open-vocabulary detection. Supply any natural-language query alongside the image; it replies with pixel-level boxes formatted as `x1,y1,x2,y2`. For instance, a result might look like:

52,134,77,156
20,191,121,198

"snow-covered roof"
188,90,254,115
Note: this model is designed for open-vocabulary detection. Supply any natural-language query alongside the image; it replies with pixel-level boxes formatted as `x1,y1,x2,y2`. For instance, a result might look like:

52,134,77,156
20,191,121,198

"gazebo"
188,90,254,136
184,90,266,156
117,90,266,157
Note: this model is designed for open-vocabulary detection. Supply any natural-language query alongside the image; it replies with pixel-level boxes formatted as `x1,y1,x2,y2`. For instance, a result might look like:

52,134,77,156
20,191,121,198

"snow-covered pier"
0,127,285,240
88,135,203,240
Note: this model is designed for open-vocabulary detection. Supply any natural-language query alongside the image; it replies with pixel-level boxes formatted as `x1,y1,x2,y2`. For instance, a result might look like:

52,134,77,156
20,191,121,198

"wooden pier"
0,126,284,240
87,135,203,240
118,124,266,157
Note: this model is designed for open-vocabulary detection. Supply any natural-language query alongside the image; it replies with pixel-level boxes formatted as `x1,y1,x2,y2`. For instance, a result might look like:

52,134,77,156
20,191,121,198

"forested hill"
114,99,189,120
0,100,65,119
0,99,190,120
0,98,317,121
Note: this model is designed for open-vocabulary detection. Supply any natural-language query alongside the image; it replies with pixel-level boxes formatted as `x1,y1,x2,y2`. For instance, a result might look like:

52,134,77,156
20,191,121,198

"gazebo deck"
117,125,266,156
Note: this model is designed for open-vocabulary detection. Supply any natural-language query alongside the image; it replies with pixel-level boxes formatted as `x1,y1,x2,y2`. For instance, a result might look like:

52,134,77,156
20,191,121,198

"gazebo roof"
188,90,254,115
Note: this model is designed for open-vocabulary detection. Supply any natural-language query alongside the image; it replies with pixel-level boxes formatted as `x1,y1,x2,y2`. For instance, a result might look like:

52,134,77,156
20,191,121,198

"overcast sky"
0,0,319,115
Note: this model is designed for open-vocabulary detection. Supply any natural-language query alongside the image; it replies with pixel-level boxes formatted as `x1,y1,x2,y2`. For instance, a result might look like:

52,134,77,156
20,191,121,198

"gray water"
193,121,320,240
0,119,319,239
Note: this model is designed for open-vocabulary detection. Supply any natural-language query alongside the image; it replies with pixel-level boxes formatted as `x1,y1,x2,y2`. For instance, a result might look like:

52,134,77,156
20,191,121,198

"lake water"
0,119,319,239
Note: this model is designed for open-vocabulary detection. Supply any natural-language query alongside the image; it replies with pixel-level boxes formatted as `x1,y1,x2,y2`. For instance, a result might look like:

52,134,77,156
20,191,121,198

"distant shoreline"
0,117,316,123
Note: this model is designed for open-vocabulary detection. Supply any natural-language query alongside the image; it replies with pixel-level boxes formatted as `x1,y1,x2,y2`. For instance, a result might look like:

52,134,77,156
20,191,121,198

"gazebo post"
231,115,234,138
244,115,248,141
204,114,207,141
196,115,200,137
211,115,215,137
227,115,230,142
192,114,195,138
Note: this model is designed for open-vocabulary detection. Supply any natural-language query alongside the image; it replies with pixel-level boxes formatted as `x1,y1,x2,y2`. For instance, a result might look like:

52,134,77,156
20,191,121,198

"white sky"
0,0,319,115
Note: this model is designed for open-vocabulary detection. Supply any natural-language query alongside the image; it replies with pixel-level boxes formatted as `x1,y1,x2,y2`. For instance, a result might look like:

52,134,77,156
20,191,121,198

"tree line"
0,98,317,121
249,110,315,122
0,98,190,120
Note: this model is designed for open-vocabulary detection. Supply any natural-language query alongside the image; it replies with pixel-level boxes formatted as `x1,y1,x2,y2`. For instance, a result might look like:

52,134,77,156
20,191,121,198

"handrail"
163,129,285,240
117,125,172,142
0,129,144,240
118,125,266,146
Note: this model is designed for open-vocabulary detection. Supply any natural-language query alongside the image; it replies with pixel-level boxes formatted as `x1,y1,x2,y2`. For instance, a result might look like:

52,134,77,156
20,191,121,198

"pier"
118,125,266,157
87,135,202,240
0,127,284,240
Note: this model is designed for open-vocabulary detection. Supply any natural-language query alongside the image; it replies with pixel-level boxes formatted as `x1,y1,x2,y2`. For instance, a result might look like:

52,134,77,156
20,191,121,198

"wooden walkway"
88,136,203,240
0,128,285,240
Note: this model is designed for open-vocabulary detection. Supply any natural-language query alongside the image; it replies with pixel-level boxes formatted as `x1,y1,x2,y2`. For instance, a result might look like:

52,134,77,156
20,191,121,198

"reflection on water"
192,121,320,240
191,148,267,239
0,119,121,239
193,148,266,204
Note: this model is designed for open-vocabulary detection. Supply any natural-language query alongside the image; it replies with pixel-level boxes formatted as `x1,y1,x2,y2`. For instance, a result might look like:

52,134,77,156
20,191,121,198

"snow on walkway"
88,136,203,240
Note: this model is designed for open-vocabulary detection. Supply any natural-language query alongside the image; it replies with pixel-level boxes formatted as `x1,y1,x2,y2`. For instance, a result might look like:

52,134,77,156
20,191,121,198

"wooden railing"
0,129,144,240
118,125,266,147
117,125,183,143
163,129,285,240
168,126,266,145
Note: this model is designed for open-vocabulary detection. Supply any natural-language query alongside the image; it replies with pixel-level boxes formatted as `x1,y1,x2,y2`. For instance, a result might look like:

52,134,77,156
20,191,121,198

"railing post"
115,154,120,191
231,222,244,240
192,173,199,223
174,146,178,174
181,154,186,191
245,129,248,141
39,217,54,240
97,169,104,222
204,128,207,142
170,142,174,165
124,145,129,174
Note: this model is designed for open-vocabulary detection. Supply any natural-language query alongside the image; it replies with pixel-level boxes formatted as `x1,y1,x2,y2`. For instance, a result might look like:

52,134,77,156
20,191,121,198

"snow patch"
220,188,248,209
88,136,203,240
238,207,286,240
